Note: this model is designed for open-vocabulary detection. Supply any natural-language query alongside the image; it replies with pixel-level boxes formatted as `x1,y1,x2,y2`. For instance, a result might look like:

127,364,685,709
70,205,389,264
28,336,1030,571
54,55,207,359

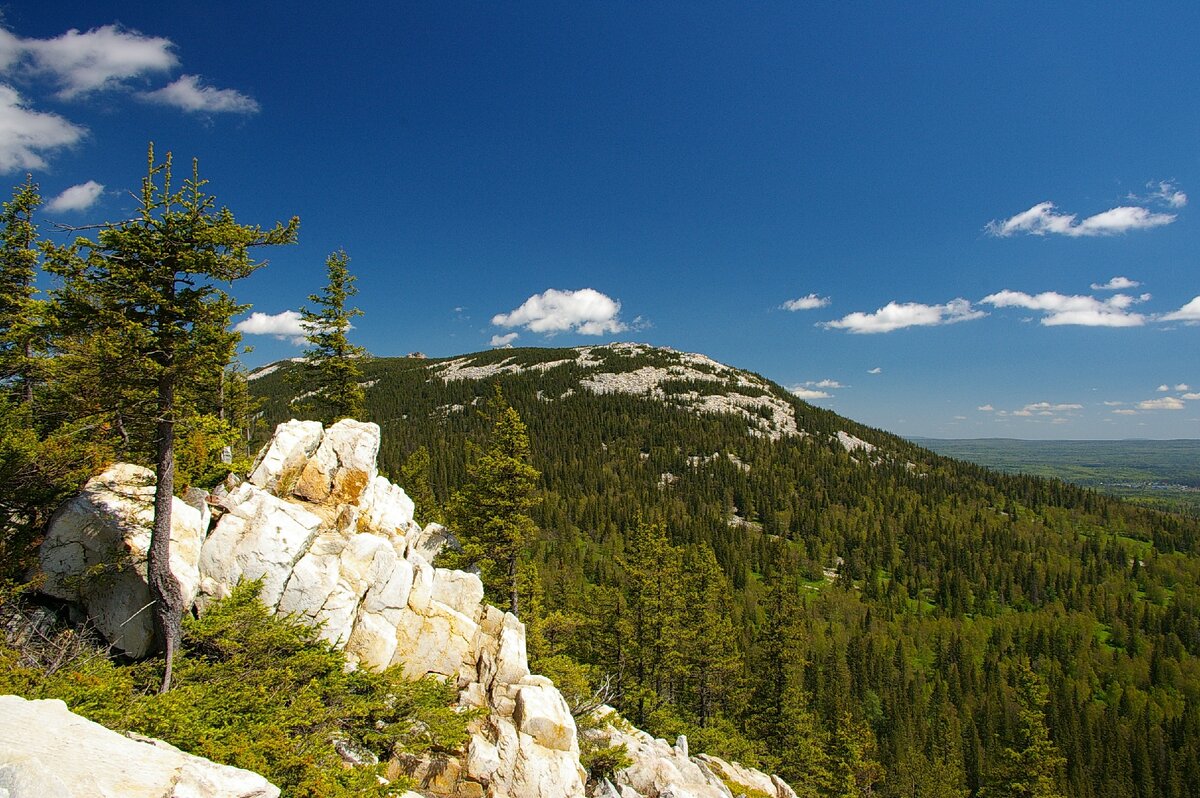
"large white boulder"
0,695,278,798
247,419,322,493
198,482,323,609
291,419,379,505
38,464,205,658
513,679,579,753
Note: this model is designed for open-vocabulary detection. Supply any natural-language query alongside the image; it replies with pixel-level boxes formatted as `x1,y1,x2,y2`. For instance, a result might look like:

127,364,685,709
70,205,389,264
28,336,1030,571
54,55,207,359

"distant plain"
913,438,1200,515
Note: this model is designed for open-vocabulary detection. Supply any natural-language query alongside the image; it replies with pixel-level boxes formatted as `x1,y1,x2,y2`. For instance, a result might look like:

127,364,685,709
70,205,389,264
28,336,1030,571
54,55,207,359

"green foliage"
445,386,540,615
292,249,366,424
399,444,442,524
0,582,471,798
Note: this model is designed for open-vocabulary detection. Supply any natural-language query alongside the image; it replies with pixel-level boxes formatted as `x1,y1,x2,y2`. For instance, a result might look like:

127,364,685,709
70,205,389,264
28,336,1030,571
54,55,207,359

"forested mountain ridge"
251,343,1200,798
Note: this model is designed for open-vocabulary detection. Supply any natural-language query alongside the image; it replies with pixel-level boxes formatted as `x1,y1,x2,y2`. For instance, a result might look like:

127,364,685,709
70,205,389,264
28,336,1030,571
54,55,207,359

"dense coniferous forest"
249,345,1200,798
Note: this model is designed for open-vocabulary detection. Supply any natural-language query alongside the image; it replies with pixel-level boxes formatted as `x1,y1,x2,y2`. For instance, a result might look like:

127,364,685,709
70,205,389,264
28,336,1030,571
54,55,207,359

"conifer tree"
981,663,1067,798
446,386,540,615
0,176,42,405
294,248,365,423
45,146,297,690
400,445,442,524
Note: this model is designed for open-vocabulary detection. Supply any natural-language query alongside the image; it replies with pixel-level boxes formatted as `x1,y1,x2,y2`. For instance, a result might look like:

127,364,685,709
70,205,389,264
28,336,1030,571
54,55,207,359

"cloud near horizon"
781,293,830,311
46,179,104,212
985,201,1177,238
490,332,519,347
821,298,984,334
1137,396,1186,411
981,290,1149,327
234,310,309,344
492,288,629,336
790,386,831,400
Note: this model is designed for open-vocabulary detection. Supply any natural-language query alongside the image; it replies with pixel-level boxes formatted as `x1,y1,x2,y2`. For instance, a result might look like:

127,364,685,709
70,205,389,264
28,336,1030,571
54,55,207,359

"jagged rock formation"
0,695,279,798
33,418,797,798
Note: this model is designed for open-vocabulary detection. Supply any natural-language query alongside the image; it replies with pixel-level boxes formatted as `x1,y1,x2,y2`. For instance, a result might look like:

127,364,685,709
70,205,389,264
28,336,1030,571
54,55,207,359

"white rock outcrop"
38,463,205,658
35,418,796,798
0,695,279,798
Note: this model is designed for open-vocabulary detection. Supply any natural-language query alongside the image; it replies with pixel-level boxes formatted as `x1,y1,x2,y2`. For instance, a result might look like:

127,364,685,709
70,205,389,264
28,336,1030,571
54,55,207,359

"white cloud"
492,288,627,336
1176,384,1191,391
1103,401,1124,407
1091,276,1140,291
45,179,104,212
234,310,308,344
18,25,178,98
781,293,830,311
977,404,995,411
807,379,844,389
790,386,831,400
1137,397,1186,410
821,298,984,334
1133,180,1188,209
490,332,519,347
0,84,86,171
1113,409,1138,415
1157,384,1171,392
981,290,1148,327
140,74,259,114
1182,393,1200,401
1161,296,1200,323
985,201,1176,237
867,367,882,375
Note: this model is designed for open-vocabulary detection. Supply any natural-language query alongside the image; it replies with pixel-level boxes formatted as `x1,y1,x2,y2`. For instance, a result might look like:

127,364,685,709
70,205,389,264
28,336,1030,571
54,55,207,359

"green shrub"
0,581,475,798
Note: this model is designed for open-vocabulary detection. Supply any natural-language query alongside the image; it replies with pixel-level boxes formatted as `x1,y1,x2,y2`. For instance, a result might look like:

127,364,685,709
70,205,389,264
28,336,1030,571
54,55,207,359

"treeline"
252,351,1200,798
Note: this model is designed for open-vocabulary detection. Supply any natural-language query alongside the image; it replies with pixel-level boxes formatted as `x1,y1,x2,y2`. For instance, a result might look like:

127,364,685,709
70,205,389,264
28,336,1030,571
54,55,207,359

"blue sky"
3,2,1199,439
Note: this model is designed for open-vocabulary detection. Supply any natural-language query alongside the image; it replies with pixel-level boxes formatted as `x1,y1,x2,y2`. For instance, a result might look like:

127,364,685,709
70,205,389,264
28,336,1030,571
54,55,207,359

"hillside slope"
251,343,1200,798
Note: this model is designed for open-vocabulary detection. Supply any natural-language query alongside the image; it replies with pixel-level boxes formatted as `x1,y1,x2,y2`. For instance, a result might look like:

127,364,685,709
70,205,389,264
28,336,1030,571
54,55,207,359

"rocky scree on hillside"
427,343,886,458
23,418,798,798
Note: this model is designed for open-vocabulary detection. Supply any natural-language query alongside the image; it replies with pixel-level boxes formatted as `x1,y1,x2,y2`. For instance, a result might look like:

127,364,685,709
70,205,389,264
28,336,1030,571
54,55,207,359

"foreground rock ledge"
0,695,279,798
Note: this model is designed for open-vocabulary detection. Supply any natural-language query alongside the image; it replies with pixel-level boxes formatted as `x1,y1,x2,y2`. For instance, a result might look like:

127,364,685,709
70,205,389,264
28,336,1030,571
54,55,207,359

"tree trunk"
509,553,519,617
149,370,182,693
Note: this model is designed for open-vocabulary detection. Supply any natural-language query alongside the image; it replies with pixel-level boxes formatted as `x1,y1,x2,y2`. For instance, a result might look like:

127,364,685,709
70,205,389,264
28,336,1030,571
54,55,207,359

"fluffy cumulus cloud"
0,84,85,171
490,332,519,347
781,293,830,311
492,288,628,336
17,24,177,98
140,75,259,114
981,290,1149,327
985,200,1177,238
1008,402,1083,417
1137,396,1186,411
234,310,308,344
790,386,831,400
807,379,845,389
1183,393,1200,401
868,367,882,375
46,179,104,212
821,298,984,334
1161,296,1200,323
1091,276,1140,291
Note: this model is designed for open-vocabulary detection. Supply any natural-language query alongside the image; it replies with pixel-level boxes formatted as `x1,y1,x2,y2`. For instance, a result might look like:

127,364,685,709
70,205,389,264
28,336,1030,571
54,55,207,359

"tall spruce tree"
293,248,365,424
0,176,42,405
45,147,297,690
446,386,540,615
981,663,1067,798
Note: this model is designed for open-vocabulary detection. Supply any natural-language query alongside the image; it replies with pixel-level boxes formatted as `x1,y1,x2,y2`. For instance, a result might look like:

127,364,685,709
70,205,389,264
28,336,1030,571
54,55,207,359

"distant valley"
914,437,1200,514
